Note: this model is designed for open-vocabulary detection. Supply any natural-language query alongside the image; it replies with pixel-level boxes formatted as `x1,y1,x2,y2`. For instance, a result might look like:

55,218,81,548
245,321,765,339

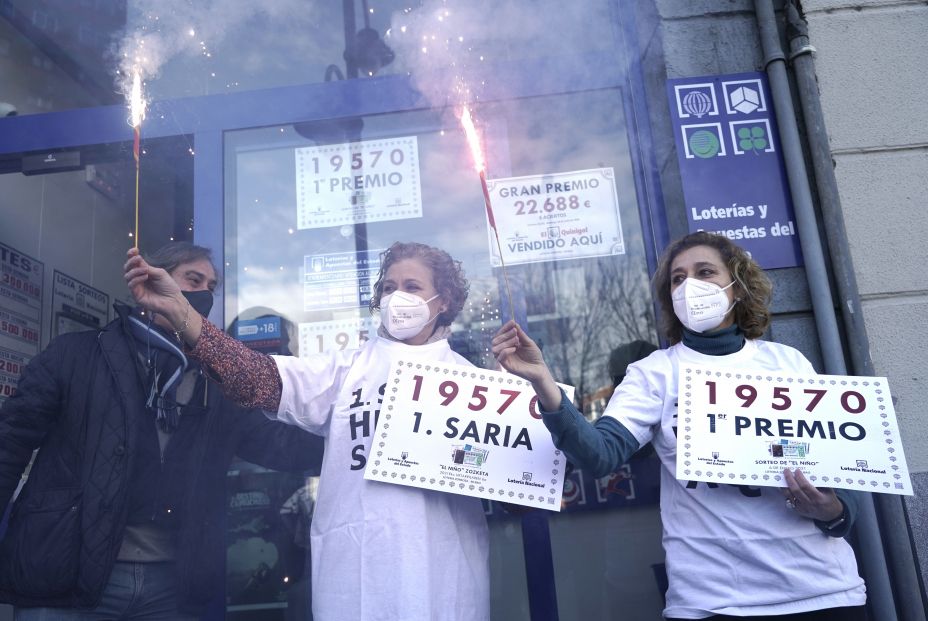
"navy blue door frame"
0,5,669,617
192,129,225,326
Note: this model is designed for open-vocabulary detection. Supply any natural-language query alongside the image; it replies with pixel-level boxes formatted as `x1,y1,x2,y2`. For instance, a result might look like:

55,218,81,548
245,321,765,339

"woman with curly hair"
125,241,489,621
492,232,866,620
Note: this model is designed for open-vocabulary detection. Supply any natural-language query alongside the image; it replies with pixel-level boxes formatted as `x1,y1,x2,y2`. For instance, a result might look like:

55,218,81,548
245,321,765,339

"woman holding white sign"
492,231,866,620
125,242,489,621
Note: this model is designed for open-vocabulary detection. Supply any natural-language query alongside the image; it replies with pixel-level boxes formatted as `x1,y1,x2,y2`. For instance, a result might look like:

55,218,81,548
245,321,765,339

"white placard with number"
298,316,380,357
485,167,625,266
678,365,912,495
295,136,422,229
364,359,575,511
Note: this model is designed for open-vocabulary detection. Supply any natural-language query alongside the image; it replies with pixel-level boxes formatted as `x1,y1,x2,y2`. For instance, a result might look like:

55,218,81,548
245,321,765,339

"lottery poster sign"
0,347,28,403
1,243,43,323
365,360,575,510
51,270,109,337
295,136,422,229
0,244,43,356
0,242,43,404
303,248,383,312
298,315,380,357
485,168,625,267
678,365,912,495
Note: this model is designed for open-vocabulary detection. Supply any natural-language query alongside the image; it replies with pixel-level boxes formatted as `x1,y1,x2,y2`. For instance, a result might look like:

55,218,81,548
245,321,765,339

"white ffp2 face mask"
380,291,440,340
671,278,736,333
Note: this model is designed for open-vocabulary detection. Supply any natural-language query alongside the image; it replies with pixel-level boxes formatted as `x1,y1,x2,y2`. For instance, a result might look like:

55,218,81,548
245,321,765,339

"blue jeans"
14,561,200,621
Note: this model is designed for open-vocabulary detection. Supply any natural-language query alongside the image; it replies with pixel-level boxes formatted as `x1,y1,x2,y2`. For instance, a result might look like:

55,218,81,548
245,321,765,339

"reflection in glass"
226,82,662,619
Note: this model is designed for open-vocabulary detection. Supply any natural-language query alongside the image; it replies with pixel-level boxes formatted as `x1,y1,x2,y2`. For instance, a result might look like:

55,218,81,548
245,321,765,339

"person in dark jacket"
0,242,323,620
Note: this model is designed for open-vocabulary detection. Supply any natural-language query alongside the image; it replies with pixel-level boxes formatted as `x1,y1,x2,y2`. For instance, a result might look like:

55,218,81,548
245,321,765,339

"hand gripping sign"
364,359,575,510
677,365,912,495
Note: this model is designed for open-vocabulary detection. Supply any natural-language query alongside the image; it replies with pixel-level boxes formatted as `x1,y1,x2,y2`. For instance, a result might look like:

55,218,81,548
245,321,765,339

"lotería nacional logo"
507,470,544,489
841,459,886,475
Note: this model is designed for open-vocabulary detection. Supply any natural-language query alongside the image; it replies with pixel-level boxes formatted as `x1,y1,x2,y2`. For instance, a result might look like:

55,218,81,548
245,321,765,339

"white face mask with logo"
671,278,737,333
380,291,440,340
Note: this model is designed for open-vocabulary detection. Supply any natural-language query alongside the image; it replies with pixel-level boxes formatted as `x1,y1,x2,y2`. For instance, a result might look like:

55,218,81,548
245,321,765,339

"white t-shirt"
605,339,866,619
273,335,490,621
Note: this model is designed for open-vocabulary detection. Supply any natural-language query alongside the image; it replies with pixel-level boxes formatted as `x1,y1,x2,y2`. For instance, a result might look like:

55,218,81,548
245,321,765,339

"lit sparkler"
459,106,515,320
129,70,146,249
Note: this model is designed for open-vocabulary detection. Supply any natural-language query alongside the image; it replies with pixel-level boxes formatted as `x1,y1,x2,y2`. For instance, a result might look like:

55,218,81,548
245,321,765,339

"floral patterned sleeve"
188,318,282,410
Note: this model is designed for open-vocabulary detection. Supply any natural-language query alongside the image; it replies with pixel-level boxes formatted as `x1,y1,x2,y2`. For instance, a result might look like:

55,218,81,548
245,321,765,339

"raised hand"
491,320,561,411
124,248,187,326
492,321,545,379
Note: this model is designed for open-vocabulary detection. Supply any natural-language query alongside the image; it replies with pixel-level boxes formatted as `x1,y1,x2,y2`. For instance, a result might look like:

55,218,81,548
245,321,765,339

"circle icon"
688,130,720,158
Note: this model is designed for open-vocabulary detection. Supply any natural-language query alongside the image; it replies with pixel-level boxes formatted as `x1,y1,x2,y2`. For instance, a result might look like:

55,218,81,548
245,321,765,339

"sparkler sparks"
129,70,146,249
459,106,485,173
459,106,514,320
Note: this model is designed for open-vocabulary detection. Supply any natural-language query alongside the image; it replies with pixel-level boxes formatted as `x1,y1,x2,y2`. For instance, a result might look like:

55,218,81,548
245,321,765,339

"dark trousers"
667,606,868,621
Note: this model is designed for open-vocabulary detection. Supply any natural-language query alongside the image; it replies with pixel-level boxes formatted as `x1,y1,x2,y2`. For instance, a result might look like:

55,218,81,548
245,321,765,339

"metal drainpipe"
785,2,928,619
753,2,898,620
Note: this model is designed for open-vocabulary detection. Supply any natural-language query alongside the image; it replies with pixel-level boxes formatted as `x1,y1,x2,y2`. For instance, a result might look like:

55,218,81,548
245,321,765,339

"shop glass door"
222,82,664,621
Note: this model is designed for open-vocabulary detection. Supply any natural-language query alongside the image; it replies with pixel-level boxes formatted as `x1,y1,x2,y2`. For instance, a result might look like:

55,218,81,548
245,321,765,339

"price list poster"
0,242,44,404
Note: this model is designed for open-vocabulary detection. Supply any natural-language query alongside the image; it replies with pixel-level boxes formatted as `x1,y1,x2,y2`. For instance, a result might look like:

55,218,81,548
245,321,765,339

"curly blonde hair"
369,242,469,327
652,232,772,343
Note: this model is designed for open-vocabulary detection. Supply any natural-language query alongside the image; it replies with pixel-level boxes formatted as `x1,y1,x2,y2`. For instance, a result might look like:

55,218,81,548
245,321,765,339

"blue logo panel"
667,72,803,269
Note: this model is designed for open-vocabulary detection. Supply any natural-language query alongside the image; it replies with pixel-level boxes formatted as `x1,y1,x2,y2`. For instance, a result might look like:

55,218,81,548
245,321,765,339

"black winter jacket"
0,305,323,612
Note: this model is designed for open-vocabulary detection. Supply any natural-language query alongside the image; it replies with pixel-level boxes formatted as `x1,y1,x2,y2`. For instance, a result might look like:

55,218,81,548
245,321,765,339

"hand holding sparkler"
491,320,561,412
124,248,204,346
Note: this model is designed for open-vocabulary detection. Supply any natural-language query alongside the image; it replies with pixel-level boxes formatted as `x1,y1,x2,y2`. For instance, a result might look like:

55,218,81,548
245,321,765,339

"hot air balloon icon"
683,90,713,118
